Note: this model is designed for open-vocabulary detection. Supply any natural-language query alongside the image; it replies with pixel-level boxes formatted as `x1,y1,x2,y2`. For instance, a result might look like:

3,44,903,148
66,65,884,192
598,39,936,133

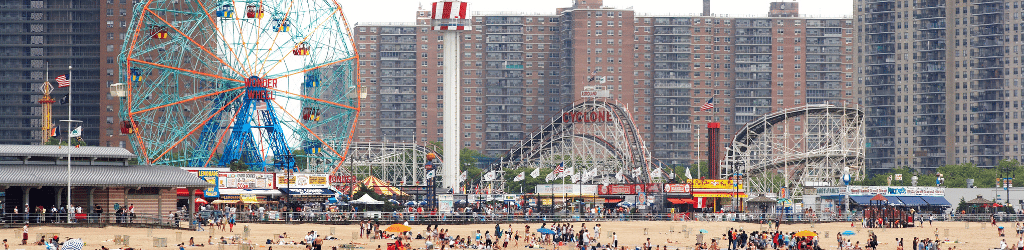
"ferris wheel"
116,0,361,173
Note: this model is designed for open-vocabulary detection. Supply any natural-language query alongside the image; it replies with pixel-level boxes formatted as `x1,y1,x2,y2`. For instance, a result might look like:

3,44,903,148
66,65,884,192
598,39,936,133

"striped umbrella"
360,176,409,196
61,239,84,250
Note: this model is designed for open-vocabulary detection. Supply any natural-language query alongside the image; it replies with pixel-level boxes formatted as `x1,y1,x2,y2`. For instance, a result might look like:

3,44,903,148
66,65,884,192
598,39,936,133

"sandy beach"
1,220,1013,250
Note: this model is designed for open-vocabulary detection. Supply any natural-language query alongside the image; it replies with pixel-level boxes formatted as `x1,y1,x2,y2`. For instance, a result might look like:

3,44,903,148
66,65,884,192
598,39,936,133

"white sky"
340,0,854,25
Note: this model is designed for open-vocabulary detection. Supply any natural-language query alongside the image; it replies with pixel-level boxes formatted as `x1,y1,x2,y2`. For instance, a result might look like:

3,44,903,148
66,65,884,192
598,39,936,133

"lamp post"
285,166,292,223
1000,169,1014,209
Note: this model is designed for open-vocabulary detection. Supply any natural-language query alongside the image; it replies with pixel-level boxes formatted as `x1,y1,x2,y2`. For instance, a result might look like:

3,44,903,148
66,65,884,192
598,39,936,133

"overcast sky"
340,0,854,25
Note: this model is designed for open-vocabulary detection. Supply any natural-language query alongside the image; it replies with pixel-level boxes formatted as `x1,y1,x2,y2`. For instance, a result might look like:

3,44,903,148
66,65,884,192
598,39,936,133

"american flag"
553,162,564,175
700,97,715,111
56,75,70,88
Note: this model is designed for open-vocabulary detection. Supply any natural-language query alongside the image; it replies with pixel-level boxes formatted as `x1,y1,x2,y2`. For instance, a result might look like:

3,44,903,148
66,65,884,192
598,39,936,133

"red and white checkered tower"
431,1,471,193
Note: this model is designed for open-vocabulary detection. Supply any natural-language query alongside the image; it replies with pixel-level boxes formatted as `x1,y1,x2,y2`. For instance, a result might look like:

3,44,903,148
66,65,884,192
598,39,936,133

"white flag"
562,167,575,178
425,170,435,179
601,178,611,187
513,172,526,182
570,172,580,183
459,170,468,182
483,171,497,181
615,170,625,182
530,168,541,178
582,168,598,183
685,166,693,179
69,126,82,137
545,170,557,182
650,167,664,178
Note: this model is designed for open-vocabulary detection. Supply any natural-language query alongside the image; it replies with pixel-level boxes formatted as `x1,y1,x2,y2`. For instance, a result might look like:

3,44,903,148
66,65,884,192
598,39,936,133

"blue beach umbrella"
61,239,84,250
842,230,855,236
537,228,557,234
699,229,708,234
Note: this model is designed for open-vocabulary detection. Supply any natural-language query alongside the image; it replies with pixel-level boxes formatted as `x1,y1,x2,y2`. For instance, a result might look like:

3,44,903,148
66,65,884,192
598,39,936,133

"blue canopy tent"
919,196,952,206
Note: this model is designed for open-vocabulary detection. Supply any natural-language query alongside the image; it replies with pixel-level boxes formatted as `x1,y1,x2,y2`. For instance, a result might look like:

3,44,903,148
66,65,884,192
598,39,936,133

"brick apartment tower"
353,0,856,170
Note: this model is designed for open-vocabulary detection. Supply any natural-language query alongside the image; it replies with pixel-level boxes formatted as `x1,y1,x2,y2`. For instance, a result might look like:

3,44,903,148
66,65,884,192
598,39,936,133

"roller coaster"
722,104,865,196
494,100,655,184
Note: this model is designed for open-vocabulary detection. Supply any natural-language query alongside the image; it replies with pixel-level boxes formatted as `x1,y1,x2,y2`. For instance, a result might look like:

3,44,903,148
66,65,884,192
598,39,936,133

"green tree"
671,161,710,182
351,184,398,212
292,149,308,171
426,141,488,184
227,160,249,171
955,197,968,213
503,167,555,193
44,137,86,146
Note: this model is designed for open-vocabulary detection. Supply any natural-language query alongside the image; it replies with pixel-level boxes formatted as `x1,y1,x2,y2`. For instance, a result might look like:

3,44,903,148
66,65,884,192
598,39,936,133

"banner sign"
196,170,219,198
438,194,454,213
664,183,692,193
219,172,275,189
535,184,598,195
688,179,743,190
329,175,357,183
277,173,329,188
815,186,945,197
693,192,748,198
220,194,271,202
597,184,663,195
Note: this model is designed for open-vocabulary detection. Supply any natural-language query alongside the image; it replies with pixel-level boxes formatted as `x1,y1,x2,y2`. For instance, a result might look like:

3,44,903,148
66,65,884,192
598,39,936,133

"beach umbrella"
841,230,855,236
794,231,817,237
698,229,708,234
195,198,208,204
384,224,412,233
617,201,633,207
419,201,429,206
537,228,557,235
61,239,84,250
405,201,417,207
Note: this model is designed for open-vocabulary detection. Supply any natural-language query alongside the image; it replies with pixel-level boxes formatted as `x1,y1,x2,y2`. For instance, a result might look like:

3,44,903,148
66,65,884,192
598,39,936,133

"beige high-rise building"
854,0,1024,171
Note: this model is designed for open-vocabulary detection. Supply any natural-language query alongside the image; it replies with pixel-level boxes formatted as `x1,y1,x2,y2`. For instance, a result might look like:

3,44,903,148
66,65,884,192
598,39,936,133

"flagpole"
66,65,72,223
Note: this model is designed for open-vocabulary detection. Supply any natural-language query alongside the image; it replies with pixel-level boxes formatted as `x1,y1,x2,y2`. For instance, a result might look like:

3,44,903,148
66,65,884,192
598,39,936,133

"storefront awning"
604,198,623,203
850,195,903,206
219,189,283,196
667,198,696,204
280,188,336,196
895,196,929,206
692,192,747,198
919,196,951,206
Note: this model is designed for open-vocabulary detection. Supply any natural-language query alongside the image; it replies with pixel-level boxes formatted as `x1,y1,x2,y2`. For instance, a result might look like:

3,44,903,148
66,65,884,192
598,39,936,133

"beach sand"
1,220,1012,250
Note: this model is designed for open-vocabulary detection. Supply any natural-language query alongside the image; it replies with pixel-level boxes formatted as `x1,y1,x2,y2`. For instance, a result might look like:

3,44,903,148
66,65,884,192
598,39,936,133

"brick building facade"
354,0,855,167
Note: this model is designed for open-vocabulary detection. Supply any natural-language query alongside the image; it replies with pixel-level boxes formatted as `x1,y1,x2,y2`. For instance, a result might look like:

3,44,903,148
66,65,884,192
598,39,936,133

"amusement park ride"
115,0,362,174
98,0,865,198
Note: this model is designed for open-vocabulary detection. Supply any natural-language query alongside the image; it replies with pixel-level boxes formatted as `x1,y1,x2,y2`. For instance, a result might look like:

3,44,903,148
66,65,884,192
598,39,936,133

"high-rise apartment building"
354,0,857,167
0,0,106,145
855,0,1024,171
0,0,130,147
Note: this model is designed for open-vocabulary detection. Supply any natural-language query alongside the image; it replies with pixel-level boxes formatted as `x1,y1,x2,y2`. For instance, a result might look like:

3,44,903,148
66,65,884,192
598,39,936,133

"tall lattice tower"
38,79,54,144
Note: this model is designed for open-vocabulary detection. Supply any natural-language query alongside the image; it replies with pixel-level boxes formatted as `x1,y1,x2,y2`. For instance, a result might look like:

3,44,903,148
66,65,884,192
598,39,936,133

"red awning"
667,198,697,205
176,188,204,197
604,198,623,203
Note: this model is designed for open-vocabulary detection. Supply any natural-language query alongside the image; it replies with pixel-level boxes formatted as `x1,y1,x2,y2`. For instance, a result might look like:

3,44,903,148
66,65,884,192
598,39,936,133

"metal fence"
3,211,1020,226
2,212,180,227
